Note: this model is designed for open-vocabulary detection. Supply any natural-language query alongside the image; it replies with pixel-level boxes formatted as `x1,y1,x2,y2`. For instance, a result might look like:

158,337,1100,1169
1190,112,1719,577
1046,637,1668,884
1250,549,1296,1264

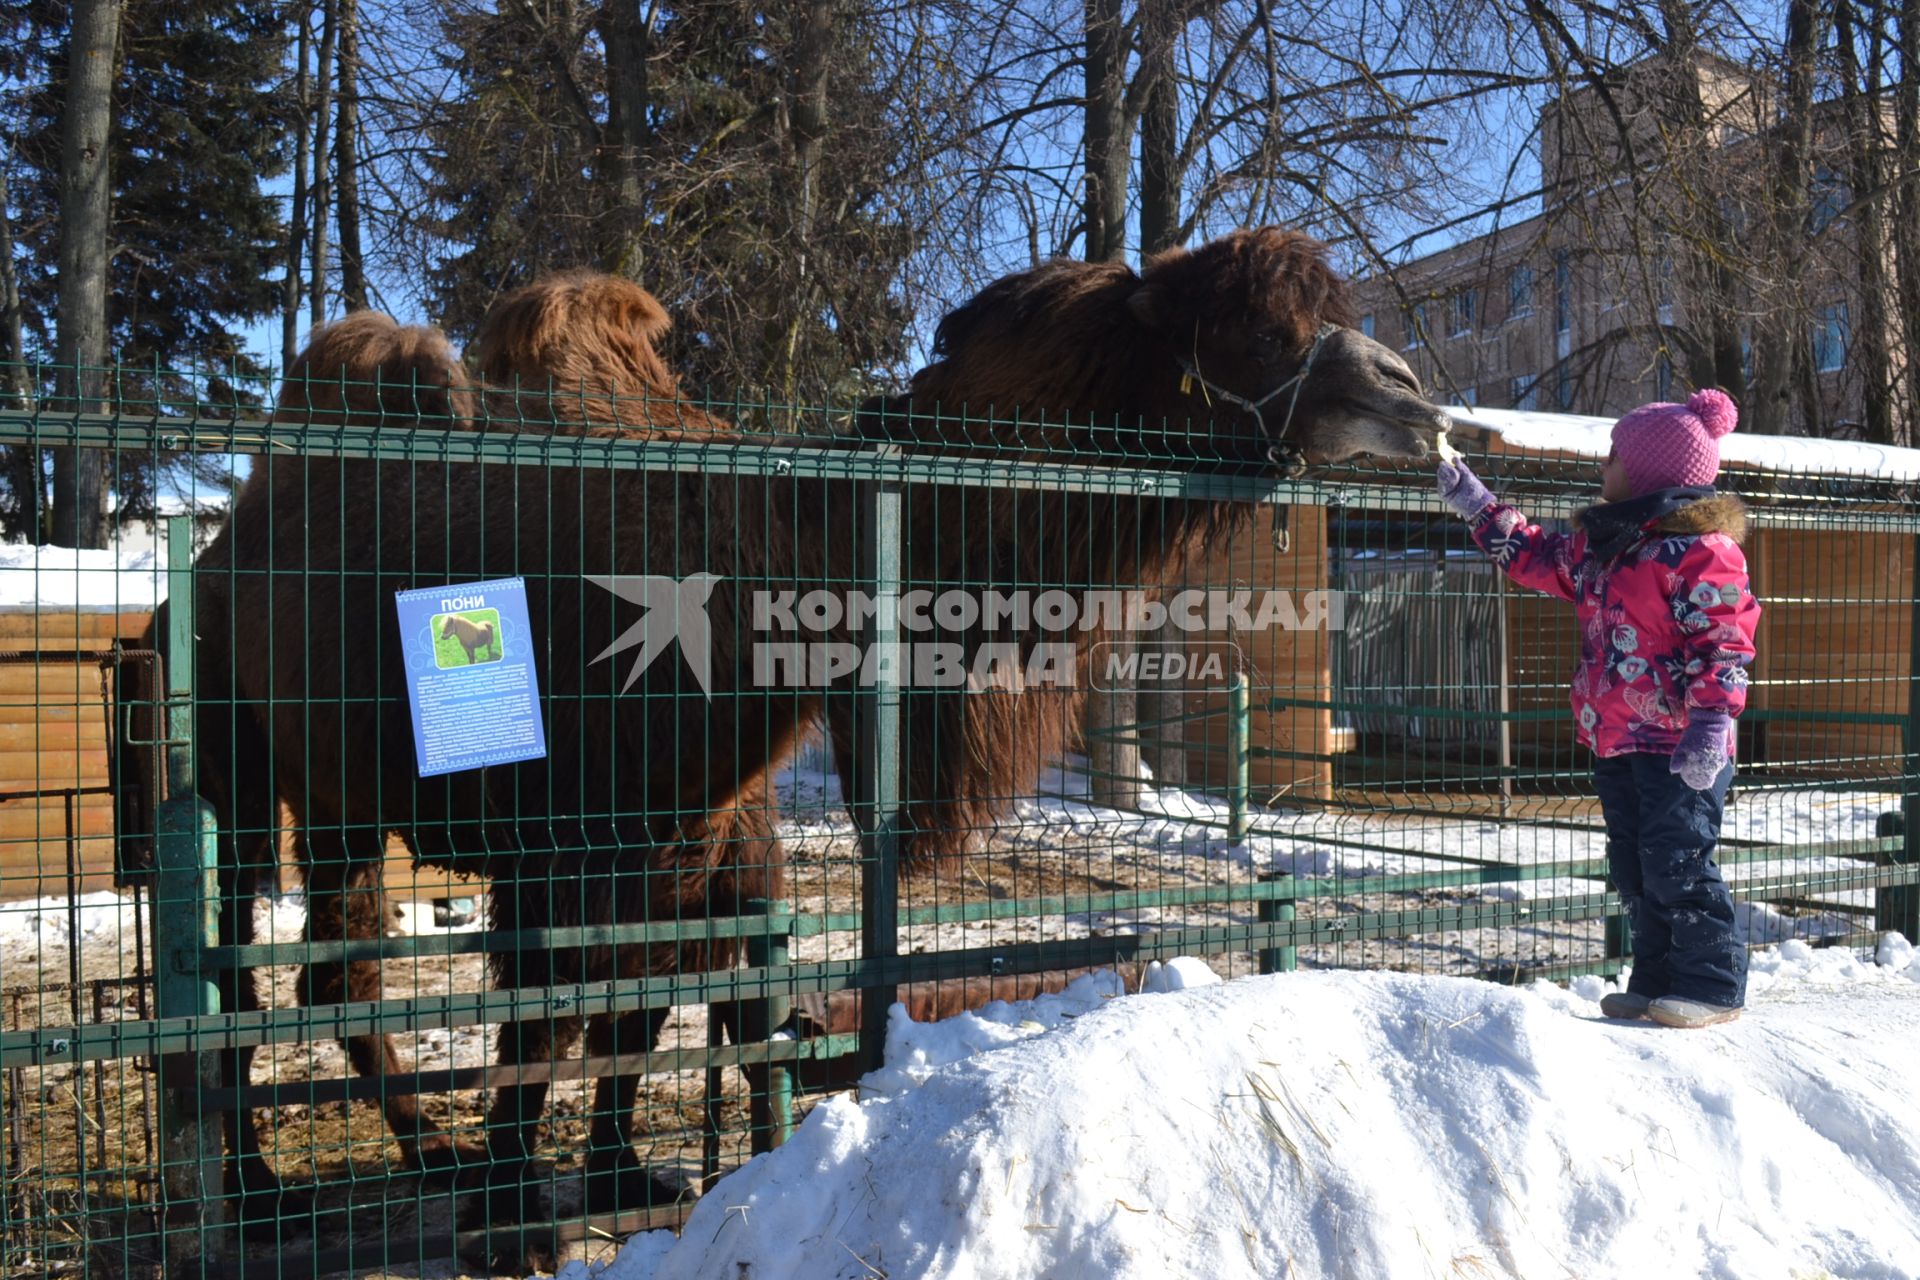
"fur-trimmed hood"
1649,492,1750,543
1574,490,1751,546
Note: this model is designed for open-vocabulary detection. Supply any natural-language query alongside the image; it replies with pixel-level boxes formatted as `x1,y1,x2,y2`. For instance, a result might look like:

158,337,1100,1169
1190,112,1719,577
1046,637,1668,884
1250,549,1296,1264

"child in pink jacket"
1437,389,1761,1028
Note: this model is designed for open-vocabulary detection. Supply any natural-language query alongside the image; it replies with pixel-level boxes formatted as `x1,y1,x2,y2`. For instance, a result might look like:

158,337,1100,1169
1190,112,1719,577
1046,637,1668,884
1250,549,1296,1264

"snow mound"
592,941,1920,1280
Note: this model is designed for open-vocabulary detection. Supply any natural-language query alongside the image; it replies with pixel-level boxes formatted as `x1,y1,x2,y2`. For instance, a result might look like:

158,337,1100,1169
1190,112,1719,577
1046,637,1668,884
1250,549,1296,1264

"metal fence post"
1880,533,1920,940
147,515,225,1272
855,450,904,1072
1226,672,1250,844
1257,874,1298,975
743,900,794,1152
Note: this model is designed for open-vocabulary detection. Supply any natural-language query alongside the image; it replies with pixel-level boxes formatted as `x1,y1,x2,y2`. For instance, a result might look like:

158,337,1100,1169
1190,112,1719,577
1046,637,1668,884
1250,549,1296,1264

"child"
1437,389,1761,1028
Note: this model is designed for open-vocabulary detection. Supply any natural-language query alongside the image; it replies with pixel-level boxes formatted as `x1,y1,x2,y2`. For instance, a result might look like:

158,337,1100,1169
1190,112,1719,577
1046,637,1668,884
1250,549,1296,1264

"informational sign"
395,577,547,777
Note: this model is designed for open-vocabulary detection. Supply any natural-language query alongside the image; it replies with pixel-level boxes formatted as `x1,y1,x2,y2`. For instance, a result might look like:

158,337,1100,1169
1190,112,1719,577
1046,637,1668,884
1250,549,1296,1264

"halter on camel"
1177,320,1340,554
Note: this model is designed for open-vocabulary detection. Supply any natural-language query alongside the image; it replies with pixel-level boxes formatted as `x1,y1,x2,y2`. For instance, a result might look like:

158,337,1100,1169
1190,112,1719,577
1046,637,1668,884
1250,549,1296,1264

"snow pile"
0,543,168,609
1449,404,1920,481
577,940,1920,1280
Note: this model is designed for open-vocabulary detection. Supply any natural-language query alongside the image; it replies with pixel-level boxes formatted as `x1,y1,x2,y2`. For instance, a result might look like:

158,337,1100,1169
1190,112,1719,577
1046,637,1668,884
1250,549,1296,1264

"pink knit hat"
1610,388,1739,494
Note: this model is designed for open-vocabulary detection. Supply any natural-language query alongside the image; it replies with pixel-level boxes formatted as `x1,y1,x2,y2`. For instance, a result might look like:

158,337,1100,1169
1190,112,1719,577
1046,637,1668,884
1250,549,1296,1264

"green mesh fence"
0,365,1913,1278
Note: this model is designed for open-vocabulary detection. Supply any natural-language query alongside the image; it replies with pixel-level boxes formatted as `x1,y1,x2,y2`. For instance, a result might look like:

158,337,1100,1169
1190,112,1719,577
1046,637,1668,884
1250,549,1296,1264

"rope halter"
1176,320,1342,454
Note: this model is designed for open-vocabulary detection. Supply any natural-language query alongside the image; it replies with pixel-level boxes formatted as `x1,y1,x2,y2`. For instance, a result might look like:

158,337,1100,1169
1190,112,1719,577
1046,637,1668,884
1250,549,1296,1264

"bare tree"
336,0,368,311
50,0,120,550
283,6,313,371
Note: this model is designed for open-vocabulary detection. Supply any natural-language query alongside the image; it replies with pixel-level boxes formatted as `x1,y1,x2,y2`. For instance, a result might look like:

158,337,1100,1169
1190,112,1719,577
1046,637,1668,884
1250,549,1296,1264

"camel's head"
1130,227,1449,470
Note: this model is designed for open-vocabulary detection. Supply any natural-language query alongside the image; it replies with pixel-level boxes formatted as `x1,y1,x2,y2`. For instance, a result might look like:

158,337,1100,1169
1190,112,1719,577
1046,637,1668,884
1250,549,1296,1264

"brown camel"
134,231,1445,1269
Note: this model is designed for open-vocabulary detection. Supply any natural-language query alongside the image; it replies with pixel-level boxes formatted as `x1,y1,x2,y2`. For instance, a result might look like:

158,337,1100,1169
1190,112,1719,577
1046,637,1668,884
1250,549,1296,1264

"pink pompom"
1688,388,1738,439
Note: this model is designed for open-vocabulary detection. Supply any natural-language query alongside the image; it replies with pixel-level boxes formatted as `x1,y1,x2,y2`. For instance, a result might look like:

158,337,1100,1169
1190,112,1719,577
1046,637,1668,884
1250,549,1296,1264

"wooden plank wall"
1182,506,1334,800
1748,529,1912,774
0,610,148,900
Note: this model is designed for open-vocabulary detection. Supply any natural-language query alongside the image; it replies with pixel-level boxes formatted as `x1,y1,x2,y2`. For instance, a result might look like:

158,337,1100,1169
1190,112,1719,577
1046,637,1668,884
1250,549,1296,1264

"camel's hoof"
226,1169,314,1241
489,1230,561,1278
405,1132,490,1187
453,1162,560,1278
584,1152,694,1217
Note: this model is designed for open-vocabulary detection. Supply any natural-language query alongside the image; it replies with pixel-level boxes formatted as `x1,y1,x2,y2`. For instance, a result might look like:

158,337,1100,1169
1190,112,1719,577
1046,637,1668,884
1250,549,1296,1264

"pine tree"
1,0,289,540
417,0,918,413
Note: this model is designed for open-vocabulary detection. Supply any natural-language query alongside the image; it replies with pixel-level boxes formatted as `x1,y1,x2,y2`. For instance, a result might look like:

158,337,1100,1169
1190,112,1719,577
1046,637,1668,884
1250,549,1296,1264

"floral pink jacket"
1469,492,1761,758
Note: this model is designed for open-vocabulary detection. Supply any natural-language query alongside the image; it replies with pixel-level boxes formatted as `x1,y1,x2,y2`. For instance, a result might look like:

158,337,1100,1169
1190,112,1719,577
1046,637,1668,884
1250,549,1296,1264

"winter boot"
1647,996,1743,1029
1598,992,1652,1020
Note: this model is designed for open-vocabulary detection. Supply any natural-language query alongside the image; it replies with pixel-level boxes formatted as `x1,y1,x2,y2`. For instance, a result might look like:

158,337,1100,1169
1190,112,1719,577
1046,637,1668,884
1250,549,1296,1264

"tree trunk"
1082,0,1130,263
773,0,837,403
1,153,45,542
1138,0,1179,257
1745,0,1822,436
51,0,121,550
308,0,338,327
1083,0,1137,804
283,5,311,371
596,0,651,274
334,0,366,312
0,155,30,407
1134,0,1183,789
1895,0,1920,444
1835,0,1895,444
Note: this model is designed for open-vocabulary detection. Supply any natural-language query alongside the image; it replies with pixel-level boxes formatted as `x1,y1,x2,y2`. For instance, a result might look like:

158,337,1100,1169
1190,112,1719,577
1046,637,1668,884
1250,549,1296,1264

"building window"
1509,266,1535,318
1656,255,1675,325
1459,385,1478,407
1812,303,1850,373
1450,288,1478,337
1553,250,1572,335
1359,313,1375,339
1556,363,1574,409
1810,167,1848,234
1655,353,1673,401
1510,374,1539,410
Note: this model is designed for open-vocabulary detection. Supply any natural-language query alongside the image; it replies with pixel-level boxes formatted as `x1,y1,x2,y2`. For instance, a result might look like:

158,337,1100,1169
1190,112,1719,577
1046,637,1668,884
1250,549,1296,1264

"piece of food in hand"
1435,429,1461,464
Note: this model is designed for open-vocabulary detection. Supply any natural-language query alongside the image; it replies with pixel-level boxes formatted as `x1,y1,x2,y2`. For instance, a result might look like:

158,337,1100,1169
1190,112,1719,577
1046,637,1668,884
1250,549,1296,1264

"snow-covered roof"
1448,405,1920,481
0,544,166,610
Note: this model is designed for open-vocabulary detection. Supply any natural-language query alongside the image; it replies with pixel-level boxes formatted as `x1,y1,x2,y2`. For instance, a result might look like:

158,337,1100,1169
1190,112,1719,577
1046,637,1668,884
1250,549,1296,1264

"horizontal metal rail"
5,408,1919,531
11,863,1912,1069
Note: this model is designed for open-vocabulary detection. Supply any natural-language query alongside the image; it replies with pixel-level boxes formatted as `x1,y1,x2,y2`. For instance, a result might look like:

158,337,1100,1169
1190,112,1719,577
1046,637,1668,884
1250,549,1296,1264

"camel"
132,232,1446,1270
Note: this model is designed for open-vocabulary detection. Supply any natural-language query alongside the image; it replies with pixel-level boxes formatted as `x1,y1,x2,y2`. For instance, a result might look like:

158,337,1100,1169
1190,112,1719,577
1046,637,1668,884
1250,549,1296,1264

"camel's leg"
581,1006,679,1216
299,825,481,1178
463,873,583,1273
189,691,311,1232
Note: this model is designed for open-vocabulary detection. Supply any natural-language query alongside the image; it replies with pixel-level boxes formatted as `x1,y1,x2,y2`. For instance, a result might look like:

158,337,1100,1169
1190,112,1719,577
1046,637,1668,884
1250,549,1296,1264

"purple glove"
1436,456,1495,520
1671,710,1732,790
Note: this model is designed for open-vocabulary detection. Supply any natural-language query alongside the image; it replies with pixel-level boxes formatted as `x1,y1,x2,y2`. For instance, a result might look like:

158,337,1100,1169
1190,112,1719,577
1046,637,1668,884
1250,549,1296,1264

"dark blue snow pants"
1592,752,1748,1008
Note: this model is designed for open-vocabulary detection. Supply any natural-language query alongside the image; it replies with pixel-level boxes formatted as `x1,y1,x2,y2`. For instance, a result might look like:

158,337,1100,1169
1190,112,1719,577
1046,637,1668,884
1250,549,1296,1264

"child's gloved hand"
1671,710,1732,790
1436,456,1495,520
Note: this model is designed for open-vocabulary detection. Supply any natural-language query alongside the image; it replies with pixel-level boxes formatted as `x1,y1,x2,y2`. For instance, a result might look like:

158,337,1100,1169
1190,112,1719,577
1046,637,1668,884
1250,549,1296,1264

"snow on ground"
775,737,1892,972
560,938,1920,1280
0,542,168,609
1448,404,1920,481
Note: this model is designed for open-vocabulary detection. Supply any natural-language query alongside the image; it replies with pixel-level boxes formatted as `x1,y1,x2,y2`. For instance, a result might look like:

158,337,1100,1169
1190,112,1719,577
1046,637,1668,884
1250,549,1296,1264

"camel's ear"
1128,283,1169,333
625,288,672,343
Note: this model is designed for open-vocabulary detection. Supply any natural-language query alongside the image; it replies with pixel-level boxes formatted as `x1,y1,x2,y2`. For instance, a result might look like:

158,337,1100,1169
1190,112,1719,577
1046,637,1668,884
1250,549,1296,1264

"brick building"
1352,53,1910,442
